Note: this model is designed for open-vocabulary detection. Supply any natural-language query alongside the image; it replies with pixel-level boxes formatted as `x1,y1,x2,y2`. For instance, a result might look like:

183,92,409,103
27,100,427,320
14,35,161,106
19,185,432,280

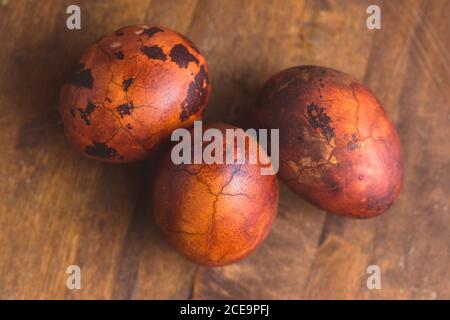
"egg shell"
153,123,279,266
59,25,210,162
256,66,403,218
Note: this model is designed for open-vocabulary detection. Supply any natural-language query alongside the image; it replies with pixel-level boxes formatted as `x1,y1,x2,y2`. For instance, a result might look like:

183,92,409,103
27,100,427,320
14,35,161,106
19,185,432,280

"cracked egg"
256,66,403,218
59,25,210,162
153,123,279,266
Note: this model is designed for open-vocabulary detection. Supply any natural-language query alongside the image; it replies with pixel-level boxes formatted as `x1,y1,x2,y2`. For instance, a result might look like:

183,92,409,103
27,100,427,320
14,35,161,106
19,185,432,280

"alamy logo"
366,265,381,289
66,265,81,290
66,5,81,30
366,5,381,30
171,121,279,175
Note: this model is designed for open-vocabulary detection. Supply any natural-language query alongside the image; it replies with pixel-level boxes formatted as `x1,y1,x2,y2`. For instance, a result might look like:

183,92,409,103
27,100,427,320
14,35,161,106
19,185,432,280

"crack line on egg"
173,165,251,257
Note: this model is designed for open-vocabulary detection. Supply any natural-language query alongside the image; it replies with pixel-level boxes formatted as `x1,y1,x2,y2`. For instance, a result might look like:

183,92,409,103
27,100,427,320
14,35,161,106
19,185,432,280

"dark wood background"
0,0,448,299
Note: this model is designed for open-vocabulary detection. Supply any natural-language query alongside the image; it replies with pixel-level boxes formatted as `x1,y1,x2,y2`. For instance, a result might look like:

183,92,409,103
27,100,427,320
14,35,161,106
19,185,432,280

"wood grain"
0,0,448,299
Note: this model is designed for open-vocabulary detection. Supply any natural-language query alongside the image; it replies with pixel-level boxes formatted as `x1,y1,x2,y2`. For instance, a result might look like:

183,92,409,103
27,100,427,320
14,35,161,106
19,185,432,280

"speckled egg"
153,123,279,266
59,25,210,162
256,66,403,218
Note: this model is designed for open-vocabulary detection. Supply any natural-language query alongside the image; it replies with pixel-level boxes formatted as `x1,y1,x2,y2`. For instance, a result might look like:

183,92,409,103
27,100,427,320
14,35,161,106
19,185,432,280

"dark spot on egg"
169,44,199,69
141,45,167,61
85,141,118,158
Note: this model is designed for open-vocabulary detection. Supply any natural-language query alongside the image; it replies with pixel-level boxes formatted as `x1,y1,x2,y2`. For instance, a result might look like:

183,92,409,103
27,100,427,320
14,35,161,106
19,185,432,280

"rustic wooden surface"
0,0,448,299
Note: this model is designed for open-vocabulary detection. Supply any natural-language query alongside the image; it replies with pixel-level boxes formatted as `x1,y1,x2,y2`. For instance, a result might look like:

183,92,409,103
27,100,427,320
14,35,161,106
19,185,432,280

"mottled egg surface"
256,66,403,218
59,25,210,162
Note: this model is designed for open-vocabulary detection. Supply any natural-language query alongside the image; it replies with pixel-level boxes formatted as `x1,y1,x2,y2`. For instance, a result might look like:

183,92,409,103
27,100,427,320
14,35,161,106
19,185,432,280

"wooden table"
0,0,448,299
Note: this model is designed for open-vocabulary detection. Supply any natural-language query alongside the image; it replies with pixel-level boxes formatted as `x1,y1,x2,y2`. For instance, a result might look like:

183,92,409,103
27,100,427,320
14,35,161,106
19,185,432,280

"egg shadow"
202,66,264,130
108,152,169,298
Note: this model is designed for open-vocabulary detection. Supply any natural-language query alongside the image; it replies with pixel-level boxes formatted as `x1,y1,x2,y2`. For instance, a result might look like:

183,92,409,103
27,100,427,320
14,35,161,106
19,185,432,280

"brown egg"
256,66,403,218
59,25,210,162
153,123,279,266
